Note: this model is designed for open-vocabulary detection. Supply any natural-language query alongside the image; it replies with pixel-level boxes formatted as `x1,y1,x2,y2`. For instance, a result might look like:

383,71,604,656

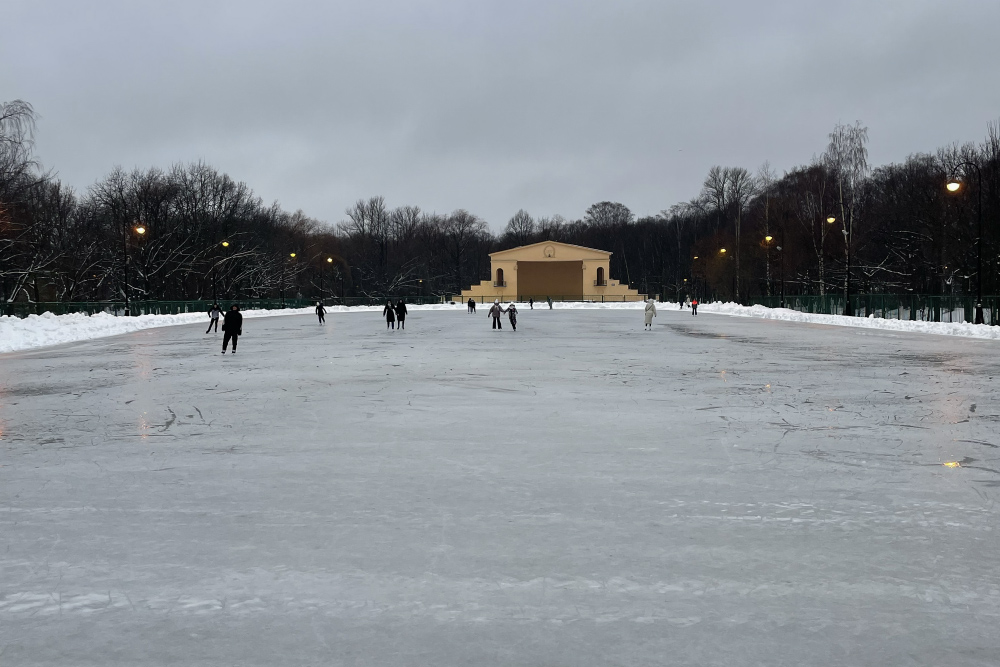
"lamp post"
122,223,145,315
777,226,786,308
826,213,853,316
946,162,985,324
321,256,333,302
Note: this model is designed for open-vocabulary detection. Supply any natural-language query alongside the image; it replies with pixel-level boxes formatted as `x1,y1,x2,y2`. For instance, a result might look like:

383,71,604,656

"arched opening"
495,268,505,287
595,267,606,286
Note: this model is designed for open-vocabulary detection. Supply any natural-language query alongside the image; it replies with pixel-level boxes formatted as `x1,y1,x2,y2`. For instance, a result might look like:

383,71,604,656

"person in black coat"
382,300,396,329
222,305,243,354
394,300,407,330
316,301,326,325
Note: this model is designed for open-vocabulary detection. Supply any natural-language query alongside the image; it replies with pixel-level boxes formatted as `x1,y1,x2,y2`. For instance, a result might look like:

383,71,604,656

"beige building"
453,241,645,302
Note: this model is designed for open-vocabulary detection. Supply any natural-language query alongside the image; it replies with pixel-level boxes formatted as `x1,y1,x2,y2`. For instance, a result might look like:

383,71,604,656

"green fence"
454,294,648,304
2,296,448,318
752,294,1000,325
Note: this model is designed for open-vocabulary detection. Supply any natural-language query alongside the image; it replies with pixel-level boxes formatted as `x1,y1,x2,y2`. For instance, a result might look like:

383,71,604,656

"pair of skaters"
382,300,408,329
206,303,243,353
487,299,518,330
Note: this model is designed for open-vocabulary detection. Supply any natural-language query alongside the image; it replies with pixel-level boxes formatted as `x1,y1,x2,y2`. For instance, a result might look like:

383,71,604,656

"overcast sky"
3,0,999,229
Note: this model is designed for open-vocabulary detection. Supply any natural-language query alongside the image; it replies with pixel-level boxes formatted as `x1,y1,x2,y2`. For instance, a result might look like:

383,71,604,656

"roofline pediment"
489,240,612,259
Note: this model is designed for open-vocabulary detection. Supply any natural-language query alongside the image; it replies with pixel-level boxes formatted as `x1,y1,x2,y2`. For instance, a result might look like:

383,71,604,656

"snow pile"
689,301,1000,340
3,300,999,354
0,307,315,354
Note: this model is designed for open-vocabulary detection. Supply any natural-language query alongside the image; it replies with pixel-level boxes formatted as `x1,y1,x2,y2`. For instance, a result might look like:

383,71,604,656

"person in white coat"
644,298,657,329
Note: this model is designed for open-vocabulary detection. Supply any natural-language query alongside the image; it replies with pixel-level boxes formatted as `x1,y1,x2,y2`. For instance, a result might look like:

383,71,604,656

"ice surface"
1,309,999,665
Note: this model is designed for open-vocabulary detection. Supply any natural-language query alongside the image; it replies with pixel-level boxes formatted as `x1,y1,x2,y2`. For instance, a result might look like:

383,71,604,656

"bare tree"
825,121,869,305
503,209,536,246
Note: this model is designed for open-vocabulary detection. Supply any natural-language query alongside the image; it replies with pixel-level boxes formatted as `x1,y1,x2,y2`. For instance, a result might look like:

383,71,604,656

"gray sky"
4,0,999,230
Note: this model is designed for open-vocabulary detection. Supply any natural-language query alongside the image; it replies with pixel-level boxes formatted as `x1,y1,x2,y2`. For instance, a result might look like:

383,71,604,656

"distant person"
488,299,504,330
316,301,326,325
206,303,221,334
547,296,553,309
529,298,534,310
222,305,242,354
395,300,407,330
383,300,396,330
468,298,476,314
644,298,657,329
679,299,685,310
507,301,518,331
691,298,698,316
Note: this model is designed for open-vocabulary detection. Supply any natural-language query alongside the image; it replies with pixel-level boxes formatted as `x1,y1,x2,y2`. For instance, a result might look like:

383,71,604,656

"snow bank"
2,300,999,355
680,301,1000,340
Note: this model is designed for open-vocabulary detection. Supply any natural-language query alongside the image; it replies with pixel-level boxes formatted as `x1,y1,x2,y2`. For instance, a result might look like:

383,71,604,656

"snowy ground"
2,309,999,666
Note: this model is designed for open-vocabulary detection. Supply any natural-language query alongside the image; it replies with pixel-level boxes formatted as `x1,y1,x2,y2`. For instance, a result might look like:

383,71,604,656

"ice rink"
2,308,999,666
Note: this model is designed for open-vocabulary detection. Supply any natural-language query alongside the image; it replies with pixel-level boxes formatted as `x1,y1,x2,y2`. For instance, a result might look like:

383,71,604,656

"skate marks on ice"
2,310,1000,664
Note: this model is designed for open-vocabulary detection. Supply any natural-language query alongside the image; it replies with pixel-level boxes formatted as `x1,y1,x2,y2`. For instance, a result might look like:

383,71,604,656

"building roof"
489,240,612,259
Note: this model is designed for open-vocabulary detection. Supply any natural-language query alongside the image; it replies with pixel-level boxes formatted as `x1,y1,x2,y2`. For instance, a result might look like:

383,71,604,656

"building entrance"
517,261,583,299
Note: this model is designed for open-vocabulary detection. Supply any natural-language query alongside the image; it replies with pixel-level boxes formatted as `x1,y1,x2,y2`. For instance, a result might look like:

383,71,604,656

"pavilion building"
453,241,644,303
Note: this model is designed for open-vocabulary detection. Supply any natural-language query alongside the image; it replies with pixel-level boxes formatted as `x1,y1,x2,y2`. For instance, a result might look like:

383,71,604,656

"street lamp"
946,162,986,324
827,213,854,316
122,222,145,316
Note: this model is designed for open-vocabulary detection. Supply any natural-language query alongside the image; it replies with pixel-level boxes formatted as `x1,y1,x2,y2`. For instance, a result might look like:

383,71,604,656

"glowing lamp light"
289,252,296,258
719,248,727,254
943,461,961,468
326,257,333,263
221,240,230,247
765,235,773,242
826,216,836,224
135,225,146,235
946,181,962,192
693,256,699,260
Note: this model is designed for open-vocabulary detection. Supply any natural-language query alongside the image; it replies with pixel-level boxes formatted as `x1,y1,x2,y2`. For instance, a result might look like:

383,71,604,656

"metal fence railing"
8,293,994,323
2,296,449,318
752,294,1000,325
454,294,648,304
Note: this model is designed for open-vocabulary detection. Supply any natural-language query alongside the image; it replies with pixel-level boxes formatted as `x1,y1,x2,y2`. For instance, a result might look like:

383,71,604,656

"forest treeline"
1,99,998,305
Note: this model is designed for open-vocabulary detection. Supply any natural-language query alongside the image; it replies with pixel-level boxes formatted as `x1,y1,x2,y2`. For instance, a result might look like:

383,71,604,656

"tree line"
2,98,998,307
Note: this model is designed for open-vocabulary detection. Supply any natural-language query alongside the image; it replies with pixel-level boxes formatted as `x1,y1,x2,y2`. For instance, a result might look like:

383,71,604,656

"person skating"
468,298,476,313
691,298,698,316
395,300,407,330
206,303,221,334
222,305,242,354
316,301,326,325
644,298,657,329
383,300,396,330
488,299,504,330
506,301,518,331
547,296,553,309
529,298,534,310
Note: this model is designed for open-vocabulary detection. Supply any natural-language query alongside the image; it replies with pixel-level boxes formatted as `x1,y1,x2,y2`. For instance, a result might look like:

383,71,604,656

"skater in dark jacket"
468,298,476,313
316,302,326,325
383,300,396,329
529,298,534,309
206,304,221,333
221,305,243,354
506,301,518,331
488,299,504,329
395,300,407,329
